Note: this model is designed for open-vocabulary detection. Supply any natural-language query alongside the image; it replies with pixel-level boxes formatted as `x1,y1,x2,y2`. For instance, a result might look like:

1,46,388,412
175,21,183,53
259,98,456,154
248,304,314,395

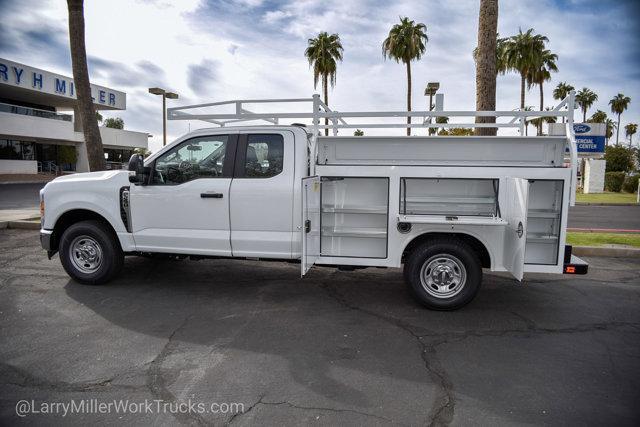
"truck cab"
127,126,308,259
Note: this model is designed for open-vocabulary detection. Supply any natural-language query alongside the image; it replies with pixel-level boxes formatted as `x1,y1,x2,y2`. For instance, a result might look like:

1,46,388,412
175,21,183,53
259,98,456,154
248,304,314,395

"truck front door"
129,134,238,256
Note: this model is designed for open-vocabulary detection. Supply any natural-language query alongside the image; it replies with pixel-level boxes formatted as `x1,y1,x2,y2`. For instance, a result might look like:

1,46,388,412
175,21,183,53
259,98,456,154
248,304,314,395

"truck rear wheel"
404,238,482,310
59,220,124,285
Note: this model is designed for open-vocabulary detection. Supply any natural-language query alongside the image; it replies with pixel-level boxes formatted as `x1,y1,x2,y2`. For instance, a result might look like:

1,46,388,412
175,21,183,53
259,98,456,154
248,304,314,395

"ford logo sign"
574,124,591,134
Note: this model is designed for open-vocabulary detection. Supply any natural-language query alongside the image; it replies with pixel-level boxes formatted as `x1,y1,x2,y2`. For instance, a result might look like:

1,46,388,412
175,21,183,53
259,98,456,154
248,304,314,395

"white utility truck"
39,93,587,310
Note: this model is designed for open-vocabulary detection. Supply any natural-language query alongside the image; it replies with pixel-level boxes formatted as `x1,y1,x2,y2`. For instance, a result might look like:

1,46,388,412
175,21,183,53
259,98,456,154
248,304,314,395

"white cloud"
262,10,293,24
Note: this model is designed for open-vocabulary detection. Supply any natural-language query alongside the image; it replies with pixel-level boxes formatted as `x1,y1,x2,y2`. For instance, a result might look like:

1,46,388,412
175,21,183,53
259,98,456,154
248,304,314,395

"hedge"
622,174,640,193
604,172,626,192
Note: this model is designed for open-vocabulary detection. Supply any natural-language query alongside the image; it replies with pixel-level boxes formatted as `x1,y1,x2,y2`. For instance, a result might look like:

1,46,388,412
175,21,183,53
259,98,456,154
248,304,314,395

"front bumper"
40,229,55,259
40,229,53,250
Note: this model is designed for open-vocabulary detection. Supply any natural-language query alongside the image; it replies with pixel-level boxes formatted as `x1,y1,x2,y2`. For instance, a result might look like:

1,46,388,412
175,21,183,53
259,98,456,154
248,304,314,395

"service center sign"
574,123,605,153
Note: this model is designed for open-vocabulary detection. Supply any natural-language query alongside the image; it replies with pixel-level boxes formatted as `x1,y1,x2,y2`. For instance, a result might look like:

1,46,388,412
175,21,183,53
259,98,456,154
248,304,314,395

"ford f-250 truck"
39,94,587,310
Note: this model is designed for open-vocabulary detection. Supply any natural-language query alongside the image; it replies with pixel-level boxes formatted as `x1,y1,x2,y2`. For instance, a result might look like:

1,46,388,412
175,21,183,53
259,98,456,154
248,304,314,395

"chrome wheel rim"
420,254,466,299
69,235,103,274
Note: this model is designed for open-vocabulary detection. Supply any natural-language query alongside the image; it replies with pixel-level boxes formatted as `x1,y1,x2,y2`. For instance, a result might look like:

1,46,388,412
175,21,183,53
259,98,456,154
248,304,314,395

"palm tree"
501,28,548,109
552,82,574,123
353,129,364,136
527,49,558,135
67,0,104,171
430,116,449,136
522,106,534,136
625,123,637,147
609,93,631,144
382,17,428,136
604,118,616,145
305,32,344,136
587,110,607,123
575,88,598,122
474,0,499,136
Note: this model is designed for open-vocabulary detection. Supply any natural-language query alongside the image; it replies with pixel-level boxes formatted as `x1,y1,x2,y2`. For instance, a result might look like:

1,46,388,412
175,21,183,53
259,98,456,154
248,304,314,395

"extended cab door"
502,177,530,280
229,132,295,258
129,134,237,255
301,176,320,275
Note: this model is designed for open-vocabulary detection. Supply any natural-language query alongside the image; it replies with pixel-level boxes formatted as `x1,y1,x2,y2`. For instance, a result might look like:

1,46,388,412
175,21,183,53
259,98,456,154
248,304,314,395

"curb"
572,246,640,258
0,181,51,185
7,220,40,230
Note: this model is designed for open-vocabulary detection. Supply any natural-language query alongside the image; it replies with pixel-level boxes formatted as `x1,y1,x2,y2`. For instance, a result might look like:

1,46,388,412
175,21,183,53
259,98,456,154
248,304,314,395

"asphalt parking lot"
1,229,639,426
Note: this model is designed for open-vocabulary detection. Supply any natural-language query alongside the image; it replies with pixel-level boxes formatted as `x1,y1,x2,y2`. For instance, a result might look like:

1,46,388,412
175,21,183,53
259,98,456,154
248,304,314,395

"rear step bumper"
563,245,588,275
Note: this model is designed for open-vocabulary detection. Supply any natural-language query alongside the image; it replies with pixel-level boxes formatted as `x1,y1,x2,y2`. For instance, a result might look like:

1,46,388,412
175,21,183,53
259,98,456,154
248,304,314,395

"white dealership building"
0,58,148,175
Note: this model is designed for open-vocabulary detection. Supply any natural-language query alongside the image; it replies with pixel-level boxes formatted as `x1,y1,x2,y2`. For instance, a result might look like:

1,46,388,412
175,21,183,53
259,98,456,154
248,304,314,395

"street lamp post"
424,82,440,135
148,87,179,146
424,82,440,111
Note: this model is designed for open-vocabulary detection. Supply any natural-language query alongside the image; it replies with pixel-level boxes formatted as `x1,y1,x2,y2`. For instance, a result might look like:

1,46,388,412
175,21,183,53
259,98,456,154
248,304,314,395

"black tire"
59,220,124,285
404,238,482,310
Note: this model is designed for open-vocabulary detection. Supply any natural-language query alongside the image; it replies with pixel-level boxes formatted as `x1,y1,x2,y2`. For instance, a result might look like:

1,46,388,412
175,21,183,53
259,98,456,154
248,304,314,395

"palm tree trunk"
538,81,544,136
520,73,525,110
582,108,587,123
323,74,329,137
474,0,498,136
67,0,104,171
616,113,621,145
406,61,412,136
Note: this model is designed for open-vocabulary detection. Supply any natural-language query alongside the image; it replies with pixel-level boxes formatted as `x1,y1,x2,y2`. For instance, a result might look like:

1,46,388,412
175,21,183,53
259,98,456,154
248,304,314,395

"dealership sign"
549,122,606,154
573,123,606,153
0,58,125,110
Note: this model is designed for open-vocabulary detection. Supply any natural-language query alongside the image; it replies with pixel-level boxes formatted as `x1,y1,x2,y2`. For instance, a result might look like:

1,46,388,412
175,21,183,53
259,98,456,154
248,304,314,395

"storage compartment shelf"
405,196,496,204
527,209,560,219
322,206,387,214
526,233,559,243
399,214,507,226
322,226,387,238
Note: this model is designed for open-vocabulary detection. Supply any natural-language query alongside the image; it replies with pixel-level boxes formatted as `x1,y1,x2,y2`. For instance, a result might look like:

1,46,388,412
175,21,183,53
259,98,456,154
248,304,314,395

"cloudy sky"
1,0,638,151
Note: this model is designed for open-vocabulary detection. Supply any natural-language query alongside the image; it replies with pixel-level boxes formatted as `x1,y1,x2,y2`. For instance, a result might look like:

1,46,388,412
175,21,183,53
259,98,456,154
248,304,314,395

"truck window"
153,135,228,185
244,134,284,178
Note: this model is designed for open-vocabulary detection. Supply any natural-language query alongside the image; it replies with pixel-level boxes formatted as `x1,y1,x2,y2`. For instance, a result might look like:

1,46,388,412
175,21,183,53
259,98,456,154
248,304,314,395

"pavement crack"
227,394,393,424
0,362,144,392
318,279,455,426
146,315,208,426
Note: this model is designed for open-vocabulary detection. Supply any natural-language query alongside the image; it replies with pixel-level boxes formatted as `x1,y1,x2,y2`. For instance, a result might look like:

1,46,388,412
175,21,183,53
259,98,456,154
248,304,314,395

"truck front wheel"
404,238,482,310
59,220,124,285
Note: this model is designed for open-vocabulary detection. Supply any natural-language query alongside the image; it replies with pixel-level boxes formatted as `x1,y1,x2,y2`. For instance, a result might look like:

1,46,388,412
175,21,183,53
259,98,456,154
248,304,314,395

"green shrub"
57,145,77,165
604,145,634,172
622,174,639,193
605,172,626,192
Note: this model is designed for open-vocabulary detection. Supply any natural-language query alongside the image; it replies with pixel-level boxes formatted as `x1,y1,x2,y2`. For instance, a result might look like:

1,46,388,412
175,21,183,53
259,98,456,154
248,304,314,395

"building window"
0,139,36,160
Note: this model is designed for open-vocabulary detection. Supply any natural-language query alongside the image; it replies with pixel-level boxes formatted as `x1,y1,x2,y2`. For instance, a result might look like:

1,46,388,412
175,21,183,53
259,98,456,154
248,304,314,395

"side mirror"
128,154,149,185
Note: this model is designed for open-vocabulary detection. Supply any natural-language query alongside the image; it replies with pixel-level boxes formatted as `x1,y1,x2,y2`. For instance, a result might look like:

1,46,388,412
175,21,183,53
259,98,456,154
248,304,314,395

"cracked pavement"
1,228,639,426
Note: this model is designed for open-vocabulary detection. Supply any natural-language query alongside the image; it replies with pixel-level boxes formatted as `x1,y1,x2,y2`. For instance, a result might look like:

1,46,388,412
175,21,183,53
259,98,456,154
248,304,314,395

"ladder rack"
167,92,578,204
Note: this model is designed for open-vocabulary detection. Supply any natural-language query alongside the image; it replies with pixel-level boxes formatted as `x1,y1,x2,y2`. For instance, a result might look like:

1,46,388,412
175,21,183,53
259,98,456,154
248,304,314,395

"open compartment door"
502,178,529,281
301,176,321,276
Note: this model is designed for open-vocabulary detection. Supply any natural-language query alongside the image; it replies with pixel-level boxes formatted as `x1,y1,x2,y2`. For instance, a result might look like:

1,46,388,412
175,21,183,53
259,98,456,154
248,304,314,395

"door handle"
200,192,224,198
